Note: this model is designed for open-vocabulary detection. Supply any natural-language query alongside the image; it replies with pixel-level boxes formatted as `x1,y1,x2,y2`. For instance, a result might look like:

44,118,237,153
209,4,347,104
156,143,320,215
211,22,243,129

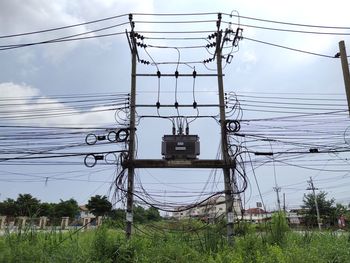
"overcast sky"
0,0,350,212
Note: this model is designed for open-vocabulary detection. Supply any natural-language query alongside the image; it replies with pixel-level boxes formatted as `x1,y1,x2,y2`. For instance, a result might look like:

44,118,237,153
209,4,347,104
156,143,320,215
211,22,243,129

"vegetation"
1,193,349,262
0,194,161,225
0,214,349,263
0,194,80,219
86,195,112,217
301,191,349,227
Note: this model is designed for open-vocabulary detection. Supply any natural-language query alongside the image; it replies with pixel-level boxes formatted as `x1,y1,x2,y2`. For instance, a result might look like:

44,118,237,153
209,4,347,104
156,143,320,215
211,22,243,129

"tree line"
0,194,161,223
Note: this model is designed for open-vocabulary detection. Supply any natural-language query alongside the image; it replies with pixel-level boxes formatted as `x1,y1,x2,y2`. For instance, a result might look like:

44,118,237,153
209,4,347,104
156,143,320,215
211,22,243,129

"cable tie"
156,102,160,109
97,135,106,141
175,70,179,78
192,70,197,78
309,148,319,153
95,155,104,161
157,70,161,78
193,102,197,109
174,102,179,109
254,152,273,156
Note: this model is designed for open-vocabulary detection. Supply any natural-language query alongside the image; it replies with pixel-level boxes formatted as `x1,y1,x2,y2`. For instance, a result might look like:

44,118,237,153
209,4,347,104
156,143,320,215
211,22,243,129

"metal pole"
339,41,350,115
125,31,137,239
216,14,234,245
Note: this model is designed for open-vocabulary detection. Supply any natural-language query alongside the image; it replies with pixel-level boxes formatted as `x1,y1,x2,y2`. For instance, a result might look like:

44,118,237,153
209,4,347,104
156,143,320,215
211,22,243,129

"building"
286,211,301,225
173,195,242,221
78,205,95,219
242,208,271,223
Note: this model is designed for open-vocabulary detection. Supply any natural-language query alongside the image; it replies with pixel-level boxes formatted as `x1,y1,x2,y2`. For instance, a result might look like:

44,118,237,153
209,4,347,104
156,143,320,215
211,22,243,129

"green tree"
133,205,162,223
0,198,17,217
38,202,55,217
86,195,112,217
54,198,79,218
109,208,125,221
302,191,336,227
133,205,146,223
16,194,40,217
145,207,161,222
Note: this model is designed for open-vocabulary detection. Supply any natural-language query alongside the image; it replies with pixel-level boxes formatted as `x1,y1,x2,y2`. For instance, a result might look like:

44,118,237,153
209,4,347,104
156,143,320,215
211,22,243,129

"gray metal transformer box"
161,135,200,159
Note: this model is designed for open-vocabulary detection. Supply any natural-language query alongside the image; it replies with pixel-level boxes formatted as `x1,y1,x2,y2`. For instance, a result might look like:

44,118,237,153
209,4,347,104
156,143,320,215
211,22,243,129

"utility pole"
273,186,281,211
125,15,137,239
338,41,350,115
215,13,235,245
283,193,286,212
307,177,321,231
121,13,241,241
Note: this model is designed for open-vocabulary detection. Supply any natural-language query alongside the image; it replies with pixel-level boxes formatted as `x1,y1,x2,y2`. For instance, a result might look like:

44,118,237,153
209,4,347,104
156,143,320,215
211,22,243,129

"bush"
268,212,290,246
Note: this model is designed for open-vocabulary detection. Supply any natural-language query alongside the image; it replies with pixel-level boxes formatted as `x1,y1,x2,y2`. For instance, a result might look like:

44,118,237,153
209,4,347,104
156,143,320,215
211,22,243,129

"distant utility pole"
307,177,322,231
215,13,235,246
273,186,281,211
283,193,286,212
338,41,350,115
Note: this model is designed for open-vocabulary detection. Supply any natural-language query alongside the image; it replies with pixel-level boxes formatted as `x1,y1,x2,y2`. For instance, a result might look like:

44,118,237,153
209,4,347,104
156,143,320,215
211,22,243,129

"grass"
0,219,349,262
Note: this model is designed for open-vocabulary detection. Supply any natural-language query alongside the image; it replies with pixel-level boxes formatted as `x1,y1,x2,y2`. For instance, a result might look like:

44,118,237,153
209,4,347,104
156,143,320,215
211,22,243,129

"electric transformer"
161,135,200,159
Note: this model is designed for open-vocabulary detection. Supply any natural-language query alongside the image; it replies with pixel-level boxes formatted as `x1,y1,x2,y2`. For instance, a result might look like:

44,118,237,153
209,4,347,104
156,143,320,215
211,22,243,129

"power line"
243,37,335,58
225,21,350,36
0,22,129,50
222,12,350,30
0,14,129,39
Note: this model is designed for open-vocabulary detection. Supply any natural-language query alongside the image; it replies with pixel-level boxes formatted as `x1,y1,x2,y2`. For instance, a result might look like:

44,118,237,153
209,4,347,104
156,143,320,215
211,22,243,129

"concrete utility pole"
215,13,235,245
273,186,281,211
307,177,322,231
283,193,286,212
338,41,350,115
125,17,137,238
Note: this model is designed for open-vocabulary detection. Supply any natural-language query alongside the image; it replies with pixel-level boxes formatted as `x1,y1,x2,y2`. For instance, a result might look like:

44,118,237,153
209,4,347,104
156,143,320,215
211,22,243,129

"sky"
0,0,350,213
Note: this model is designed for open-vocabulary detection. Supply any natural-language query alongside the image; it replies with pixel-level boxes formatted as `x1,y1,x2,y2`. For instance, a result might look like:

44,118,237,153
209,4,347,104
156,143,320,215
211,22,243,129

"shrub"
268,212,290,246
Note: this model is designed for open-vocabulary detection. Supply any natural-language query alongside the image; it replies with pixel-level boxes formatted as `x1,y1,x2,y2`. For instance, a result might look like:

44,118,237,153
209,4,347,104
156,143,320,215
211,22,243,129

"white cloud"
0,0,155,63
0,82,39,97
0,82,117,127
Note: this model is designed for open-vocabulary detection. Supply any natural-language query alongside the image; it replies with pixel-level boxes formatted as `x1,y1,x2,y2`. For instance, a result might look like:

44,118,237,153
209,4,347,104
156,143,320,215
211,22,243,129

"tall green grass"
0,219,349,262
